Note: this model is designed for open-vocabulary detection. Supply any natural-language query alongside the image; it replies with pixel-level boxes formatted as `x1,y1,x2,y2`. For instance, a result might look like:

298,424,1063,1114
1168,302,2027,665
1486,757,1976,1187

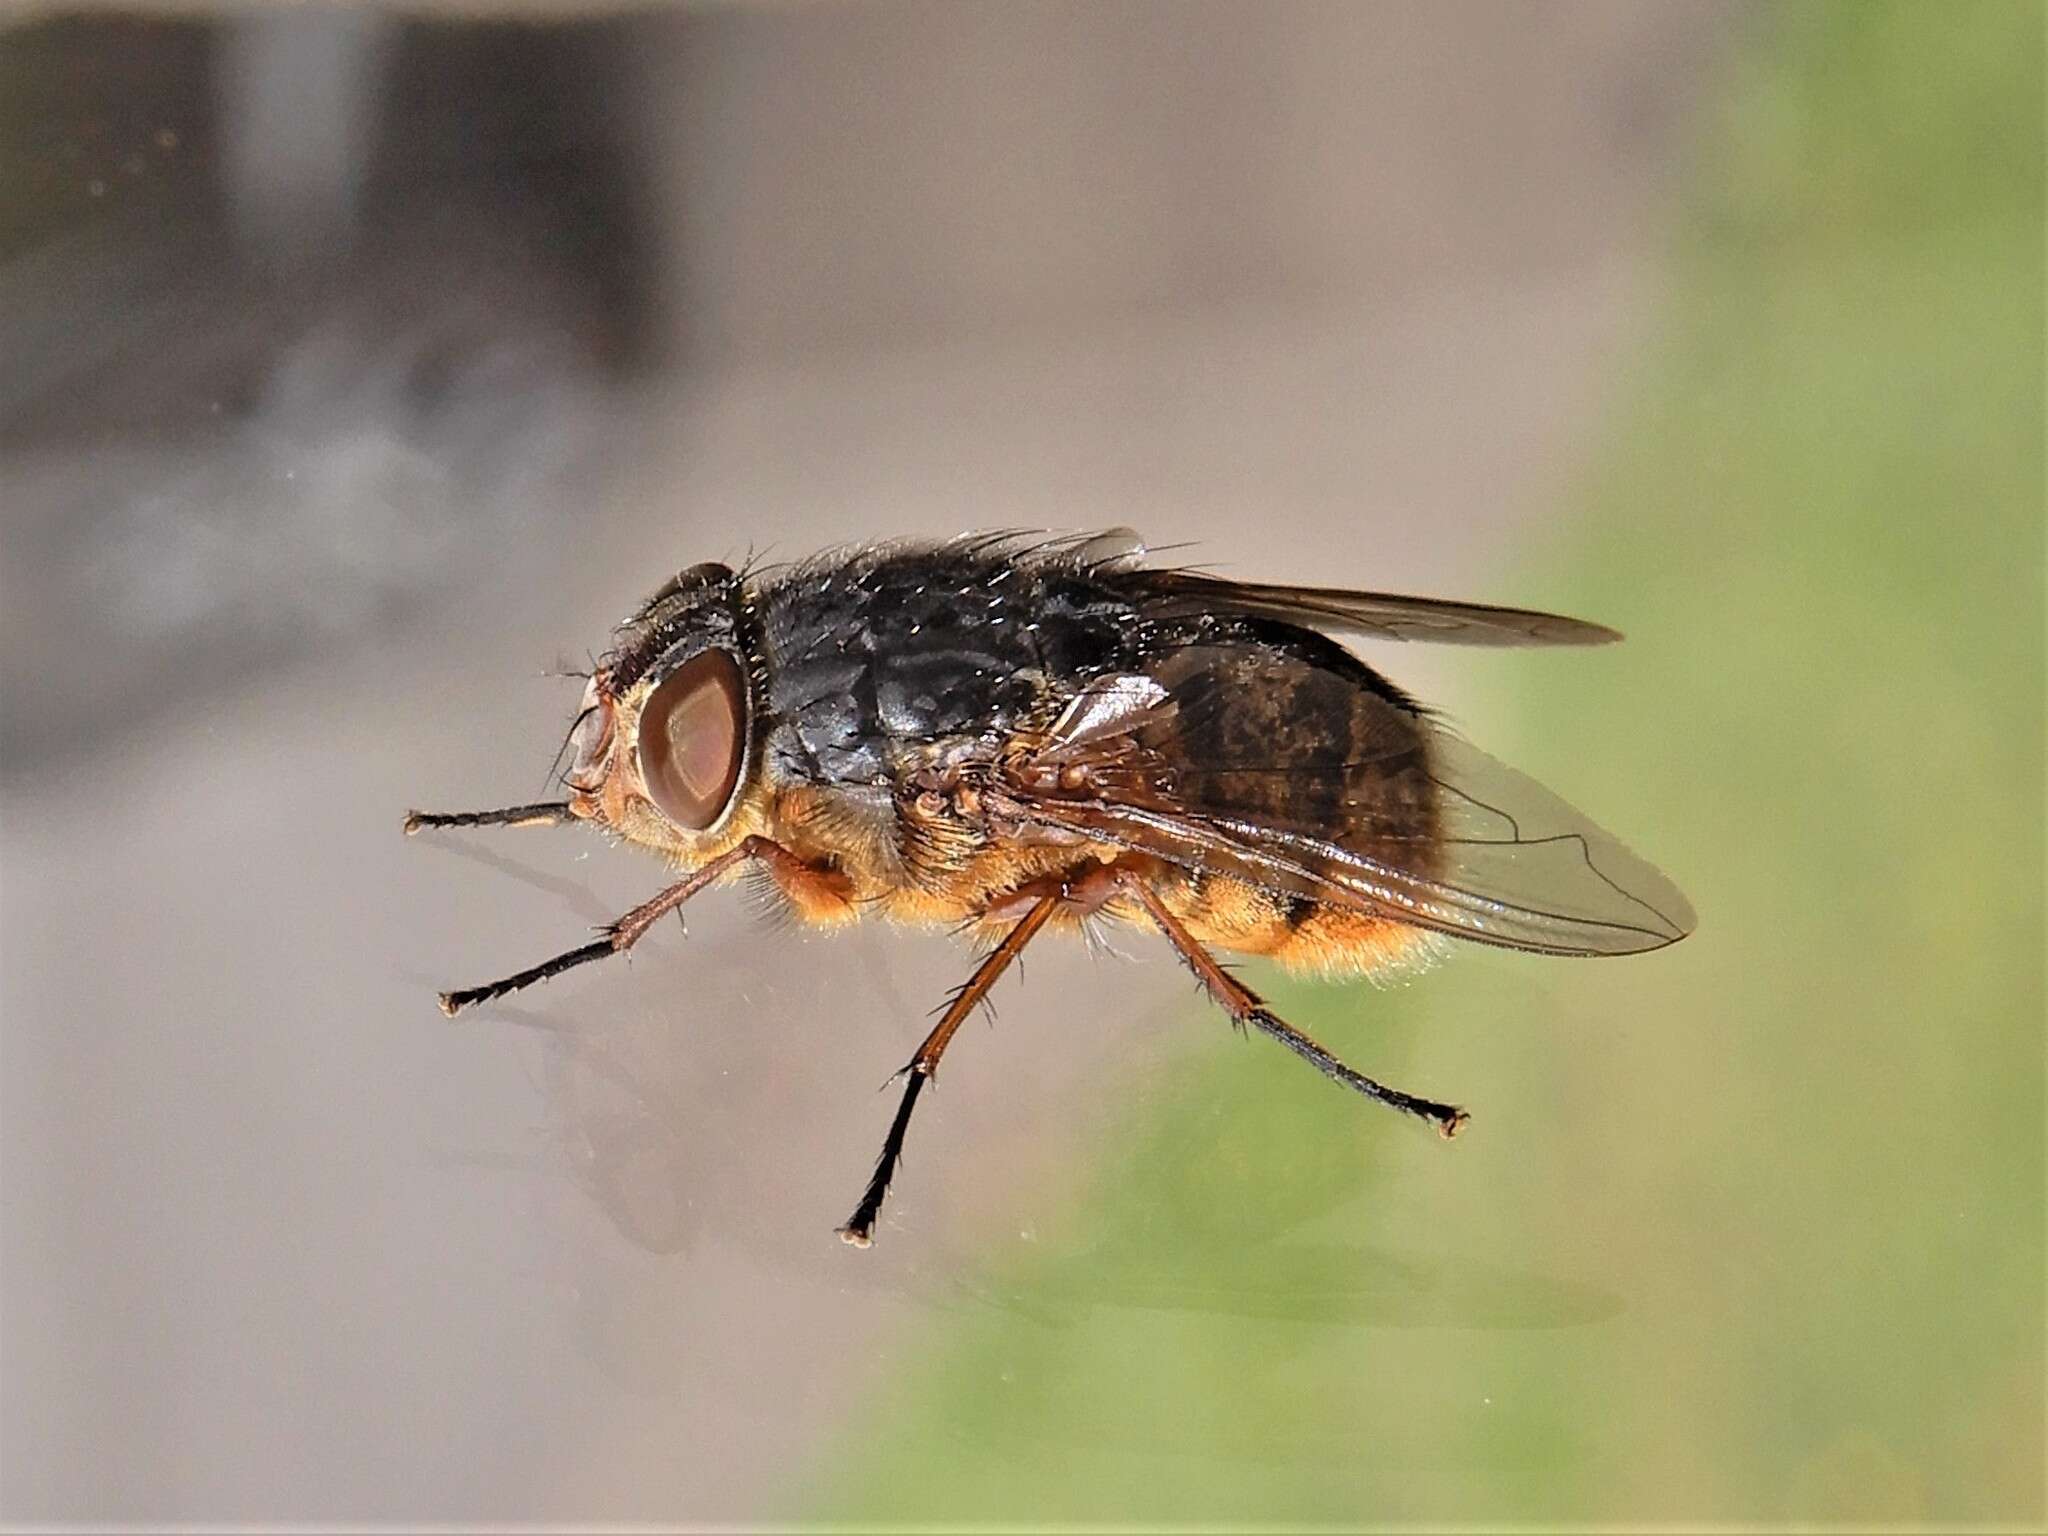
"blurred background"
0,0,2039,1525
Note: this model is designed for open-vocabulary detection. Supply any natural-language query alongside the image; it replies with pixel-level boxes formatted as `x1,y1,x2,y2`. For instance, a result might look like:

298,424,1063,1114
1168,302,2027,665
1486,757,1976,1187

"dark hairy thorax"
753,546,1143,788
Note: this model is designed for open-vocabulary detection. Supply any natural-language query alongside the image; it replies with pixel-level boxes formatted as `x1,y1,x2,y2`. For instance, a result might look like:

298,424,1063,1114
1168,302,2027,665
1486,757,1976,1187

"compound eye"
637,649,746,831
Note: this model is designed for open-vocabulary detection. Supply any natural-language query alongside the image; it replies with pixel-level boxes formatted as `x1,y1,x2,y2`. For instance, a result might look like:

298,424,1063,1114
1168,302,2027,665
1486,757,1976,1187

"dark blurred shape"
0,13,653,774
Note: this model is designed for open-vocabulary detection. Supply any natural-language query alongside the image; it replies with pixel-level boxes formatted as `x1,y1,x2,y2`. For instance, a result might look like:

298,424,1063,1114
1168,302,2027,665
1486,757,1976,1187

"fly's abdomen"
1150,634,1442,875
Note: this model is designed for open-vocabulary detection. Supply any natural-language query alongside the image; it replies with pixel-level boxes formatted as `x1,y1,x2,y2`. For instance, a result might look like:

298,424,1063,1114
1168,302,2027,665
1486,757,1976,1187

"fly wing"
1110,568,1622,647
1001,647,1693,957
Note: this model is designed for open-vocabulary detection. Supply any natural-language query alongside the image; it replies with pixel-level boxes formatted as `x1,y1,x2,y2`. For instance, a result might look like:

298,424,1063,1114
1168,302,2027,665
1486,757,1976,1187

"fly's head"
563,561,767,861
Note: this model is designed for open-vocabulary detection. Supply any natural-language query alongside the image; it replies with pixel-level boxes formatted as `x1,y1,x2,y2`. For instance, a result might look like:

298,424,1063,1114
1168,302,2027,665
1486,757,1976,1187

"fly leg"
405,801,574,833
436,836,784,1015
1121,874,1468,1137
838,895,1059,1247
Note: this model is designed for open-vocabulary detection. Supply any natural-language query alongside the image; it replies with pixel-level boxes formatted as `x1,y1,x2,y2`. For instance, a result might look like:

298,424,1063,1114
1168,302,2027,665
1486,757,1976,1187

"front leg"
436,836,796,1014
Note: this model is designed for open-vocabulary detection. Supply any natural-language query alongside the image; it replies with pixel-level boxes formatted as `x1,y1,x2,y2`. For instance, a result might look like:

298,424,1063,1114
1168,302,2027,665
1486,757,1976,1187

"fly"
406,530,1695,1245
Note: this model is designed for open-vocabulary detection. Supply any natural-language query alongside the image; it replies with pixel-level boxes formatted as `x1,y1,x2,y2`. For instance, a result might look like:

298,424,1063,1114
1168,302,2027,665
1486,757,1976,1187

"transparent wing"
1002,656,1693,957
1115,569,1622,647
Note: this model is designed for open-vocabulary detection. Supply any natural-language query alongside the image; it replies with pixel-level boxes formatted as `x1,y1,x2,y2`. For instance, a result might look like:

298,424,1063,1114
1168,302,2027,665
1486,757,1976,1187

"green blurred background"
802,4,2046,1526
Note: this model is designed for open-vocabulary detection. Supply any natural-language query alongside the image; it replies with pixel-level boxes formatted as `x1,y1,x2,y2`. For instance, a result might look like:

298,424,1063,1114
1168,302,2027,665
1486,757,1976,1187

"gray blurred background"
6,2,1740,1522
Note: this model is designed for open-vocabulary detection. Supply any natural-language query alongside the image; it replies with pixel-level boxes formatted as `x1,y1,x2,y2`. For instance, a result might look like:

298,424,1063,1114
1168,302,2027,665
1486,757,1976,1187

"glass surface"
2,1,2040,1527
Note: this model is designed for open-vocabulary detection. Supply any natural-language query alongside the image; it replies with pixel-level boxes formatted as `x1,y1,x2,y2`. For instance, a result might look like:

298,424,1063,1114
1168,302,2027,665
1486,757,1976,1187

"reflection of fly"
408,531,1694,1245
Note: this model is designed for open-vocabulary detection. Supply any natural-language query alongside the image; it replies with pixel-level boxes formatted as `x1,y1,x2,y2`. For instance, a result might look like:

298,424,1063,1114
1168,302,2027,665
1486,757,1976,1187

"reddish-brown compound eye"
637,649,747,830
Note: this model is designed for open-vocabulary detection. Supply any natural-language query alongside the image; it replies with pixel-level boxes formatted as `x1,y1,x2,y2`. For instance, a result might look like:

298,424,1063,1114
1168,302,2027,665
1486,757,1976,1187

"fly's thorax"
752,546,1143,791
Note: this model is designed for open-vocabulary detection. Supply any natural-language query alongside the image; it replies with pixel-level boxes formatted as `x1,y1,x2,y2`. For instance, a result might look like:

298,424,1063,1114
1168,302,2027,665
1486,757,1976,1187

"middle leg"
838,895,1058,1246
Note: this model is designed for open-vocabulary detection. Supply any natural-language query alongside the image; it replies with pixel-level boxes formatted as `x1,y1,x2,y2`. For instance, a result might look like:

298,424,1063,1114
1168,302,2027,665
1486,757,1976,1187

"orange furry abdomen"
1159,870,1434,979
